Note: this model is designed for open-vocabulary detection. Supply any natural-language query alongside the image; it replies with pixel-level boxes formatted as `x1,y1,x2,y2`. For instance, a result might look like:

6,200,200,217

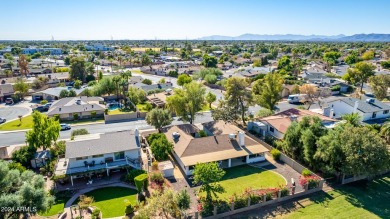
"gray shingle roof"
65,130,139,158
34,87,86,97
47,96,105,116
330,97,390,113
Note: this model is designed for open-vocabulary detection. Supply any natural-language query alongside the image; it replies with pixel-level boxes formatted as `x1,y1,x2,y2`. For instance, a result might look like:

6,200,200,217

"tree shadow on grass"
337,176,390,218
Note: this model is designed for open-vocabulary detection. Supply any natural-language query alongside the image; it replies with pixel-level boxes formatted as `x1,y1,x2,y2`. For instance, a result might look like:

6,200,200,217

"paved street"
0,111,214,146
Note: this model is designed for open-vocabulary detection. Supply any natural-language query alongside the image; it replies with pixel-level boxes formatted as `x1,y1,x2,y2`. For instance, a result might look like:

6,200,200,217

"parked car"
33,106,49,112
0,117,6,124
5,98,13,105
60,123,71,131
287,94,309,104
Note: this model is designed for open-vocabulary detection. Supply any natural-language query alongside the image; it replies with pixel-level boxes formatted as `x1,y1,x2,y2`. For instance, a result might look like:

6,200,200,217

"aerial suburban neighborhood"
1,1,390,219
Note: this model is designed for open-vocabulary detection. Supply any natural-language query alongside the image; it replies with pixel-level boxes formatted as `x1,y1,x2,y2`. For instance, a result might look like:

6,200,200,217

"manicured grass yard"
282,176,390,219
136,103,150,112
75,187,138,218
205,165,286,200
40,198,66,216
108,108,134,115
0,114,33,131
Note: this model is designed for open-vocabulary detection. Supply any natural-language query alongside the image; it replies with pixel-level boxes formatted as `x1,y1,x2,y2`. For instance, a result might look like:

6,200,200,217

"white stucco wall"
68,149,139,168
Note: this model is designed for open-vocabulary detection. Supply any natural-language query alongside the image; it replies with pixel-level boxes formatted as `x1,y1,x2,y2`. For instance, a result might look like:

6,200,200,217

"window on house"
269,127,274,133
384,110,389,114
372,112,377,118
249,153,264,159
114,151,125,160
92,154,104,158
188,165,195,171
76,156,88,160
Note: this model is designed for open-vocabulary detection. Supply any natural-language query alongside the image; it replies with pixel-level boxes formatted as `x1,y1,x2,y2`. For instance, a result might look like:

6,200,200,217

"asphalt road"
0,111,214,146
0,106,31,122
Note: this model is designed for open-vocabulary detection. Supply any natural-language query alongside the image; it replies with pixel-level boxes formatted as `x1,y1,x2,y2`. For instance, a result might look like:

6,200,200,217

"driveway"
0,106,31,121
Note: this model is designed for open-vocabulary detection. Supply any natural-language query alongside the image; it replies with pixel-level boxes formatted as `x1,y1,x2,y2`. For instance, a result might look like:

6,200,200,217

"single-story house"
255,108,336,139
162,122,269,176
32,86,86,101
29,68,53,75
133,82,173,93
47,96,106,120
323,97,390,122
54,129,141,186
0,83,14,102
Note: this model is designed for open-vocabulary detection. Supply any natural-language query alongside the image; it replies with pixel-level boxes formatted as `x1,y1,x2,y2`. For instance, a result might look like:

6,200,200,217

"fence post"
318,180,324,189
278,190,281,199
195,211,198,219
230,202,235,211
213,205,217,216
247,197,251,207
263,194,266,202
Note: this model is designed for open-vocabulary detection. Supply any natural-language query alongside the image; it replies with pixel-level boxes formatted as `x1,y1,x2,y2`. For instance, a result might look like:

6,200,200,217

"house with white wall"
254,108,336,139
324,97,390,122
54,129,141,186
162,122,269,176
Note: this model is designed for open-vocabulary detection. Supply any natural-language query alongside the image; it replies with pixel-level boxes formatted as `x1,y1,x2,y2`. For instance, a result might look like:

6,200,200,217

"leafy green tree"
68,89,77,97
344,62,375,92
142,78,152,85
361,50,375,60
201,54,218,68
220,77,252,125
196,68,222,80
74,79,82,89
13,78,29,99
211,100,239,123
59,89,69,98
205,92,216,109
380,122,390,143
25,111,60,150
277,56,292,72
323,51,341,72
315,124,390,176
177,74,192,86
64,56,71,65
341,113,361,126
256,108,273,118
0,161,54,219
149,135,173,161
344,51,360,65
254,73,284,110
145,108,173,132
69,57,87,82
369,74,390,100
193,162,225,202
141,54,152,66
204,74,217,84
166,82,205,124
176,189,191,218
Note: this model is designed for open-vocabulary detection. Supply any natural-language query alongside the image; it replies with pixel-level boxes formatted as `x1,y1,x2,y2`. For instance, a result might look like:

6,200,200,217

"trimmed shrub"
71,129,89,137
73,113,79,120
151,161,159,171
280,187,290,197
91,208,101,219
124,202,134,214
40,100,48,105
270,149,281,160
150,172,164,185
54,114,60,121
126,169,146,184
104,109,108,115
198,130,207,137
134,173,148,193
91,110,96,118
302,169,312,177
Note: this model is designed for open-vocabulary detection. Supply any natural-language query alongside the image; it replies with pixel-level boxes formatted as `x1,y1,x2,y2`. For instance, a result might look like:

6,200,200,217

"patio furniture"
84,161,88,167
91,160,95,166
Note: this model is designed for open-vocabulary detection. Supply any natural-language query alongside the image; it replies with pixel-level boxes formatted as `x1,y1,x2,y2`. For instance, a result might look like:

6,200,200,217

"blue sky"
1,0,390,40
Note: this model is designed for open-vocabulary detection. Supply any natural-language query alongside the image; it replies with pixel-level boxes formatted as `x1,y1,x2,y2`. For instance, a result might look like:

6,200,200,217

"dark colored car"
0,118,6,124
5,98,13,105
33,106,49,112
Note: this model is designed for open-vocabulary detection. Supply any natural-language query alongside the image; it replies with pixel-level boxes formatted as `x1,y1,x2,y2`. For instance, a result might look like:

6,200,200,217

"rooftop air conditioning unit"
228,134,236,139
172,132,180,139
366,98,375,104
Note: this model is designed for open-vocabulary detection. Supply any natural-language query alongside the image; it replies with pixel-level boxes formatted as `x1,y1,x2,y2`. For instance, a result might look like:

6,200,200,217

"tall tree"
323,51,341,72
177,74,192,86
205,92,217,109
368,74,390,100
145,108,173,132
201,54,218,68
166,82,206,124
222,77,252,125
193,162,225,203
18,54,29,76
0,161,54,219
254,73,284,110
343,62,375,92
13,78,29,99
341,113,361,127
69,57,87,82
25,111,60,150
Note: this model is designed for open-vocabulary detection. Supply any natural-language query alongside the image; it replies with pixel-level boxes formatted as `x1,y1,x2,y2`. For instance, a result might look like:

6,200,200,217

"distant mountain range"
197,33,390,42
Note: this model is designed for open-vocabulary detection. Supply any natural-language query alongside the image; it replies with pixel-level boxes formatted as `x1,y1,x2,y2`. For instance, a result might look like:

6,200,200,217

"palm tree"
112,75,121,101
380,122,390,143
341,113,361,127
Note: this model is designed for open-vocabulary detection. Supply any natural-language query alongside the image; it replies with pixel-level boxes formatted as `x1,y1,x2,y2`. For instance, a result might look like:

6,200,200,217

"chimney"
238,131,245,147
353,101,359,113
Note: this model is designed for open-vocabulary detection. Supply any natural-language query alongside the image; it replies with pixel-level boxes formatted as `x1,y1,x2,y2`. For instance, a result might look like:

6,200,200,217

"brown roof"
0,84,14,97
164,123,269,166
259,108,336,134
202,121,244,135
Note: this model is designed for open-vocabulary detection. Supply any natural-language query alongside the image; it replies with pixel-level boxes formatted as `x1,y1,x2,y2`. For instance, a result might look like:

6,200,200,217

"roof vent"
228,134,236,139
290,115,298,121
366,98,375,104
76,99,81,105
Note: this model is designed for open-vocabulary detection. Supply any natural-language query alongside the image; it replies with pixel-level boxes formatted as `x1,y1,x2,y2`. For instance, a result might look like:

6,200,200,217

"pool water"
107,103,121,111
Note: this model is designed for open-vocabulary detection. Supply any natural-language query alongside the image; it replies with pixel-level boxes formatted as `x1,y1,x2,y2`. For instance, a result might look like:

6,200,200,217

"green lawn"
75,187,138,218
40,198,66,216
108,108,134,115
136,103,150,112
0,115,33,131
282,176,390,219
201,104,211,112
204,165,286,200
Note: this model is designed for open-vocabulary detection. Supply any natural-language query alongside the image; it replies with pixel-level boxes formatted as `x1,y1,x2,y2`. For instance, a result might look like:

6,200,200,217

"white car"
60,123,71,131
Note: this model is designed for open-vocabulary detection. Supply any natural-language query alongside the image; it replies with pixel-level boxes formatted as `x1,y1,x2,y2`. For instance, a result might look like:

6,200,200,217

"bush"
91,110,96,118
40,100,48,105
104,109,108,115
270,149,281,160
134,173,148,193
71,129,89,137
73,113,79,120
151,161,159,171
280,187,290,197
302,169,312,177
86,75,96,83
91,208,101,219
148,134,173,161
229,194,247,209
124,202,134,214
126,169,146,184
54,114,60,121
168,70,178,77
216,200,230,214
150,172,164,185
